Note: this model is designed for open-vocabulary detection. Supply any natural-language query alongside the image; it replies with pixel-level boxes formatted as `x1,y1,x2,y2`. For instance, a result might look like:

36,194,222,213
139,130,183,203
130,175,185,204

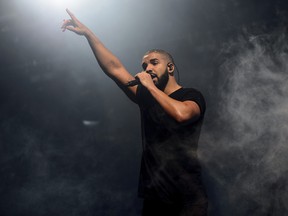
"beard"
155,69,169,91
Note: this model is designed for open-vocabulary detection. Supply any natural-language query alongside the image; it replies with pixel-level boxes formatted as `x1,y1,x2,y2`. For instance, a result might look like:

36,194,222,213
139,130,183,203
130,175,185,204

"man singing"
62,9,208,216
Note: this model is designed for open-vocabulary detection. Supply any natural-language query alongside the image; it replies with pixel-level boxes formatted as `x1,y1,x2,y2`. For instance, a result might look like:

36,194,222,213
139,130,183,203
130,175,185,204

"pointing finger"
66,8,78,22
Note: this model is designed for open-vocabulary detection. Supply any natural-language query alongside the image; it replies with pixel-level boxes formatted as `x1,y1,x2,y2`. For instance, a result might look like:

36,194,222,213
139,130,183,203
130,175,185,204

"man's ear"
167,63,174,73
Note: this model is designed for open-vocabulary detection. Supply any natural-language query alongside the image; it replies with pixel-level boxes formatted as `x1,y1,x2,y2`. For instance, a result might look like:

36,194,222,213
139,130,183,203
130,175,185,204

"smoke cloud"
201,28,288,215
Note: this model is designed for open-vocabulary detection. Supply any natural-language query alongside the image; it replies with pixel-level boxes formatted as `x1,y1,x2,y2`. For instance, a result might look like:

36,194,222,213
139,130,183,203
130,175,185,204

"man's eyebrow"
150,58,159,62
142,58,160,69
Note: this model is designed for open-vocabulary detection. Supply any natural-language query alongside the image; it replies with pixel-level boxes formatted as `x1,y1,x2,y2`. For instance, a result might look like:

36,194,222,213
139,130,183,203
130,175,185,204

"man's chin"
156,83,167,91
156,71,169,90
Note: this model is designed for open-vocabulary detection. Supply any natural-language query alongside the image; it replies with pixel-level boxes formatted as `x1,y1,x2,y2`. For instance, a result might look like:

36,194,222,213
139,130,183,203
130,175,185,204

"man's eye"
142,63,147,70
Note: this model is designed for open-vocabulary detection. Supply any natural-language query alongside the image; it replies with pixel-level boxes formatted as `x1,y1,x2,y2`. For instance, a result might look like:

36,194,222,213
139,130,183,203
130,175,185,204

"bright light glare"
38,0,81,10
46,0,71,8
43,0,79,9
16,0,81,13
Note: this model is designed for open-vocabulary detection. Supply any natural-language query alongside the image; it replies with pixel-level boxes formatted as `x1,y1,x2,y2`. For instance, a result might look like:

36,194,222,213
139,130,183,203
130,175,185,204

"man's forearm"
84,30,124,77
147,86,200,123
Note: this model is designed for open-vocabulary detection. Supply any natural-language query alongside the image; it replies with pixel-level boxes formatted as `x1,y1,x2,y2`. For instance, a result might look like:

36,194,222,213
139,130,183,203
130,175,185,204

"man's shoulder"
171,87,205,100
181,87,202,94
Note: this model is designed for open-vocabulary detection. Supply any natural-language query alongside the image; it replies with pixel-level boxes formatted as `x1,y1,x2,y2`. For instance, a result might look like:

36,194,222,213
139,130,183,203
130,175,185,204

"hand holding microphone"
125,72,157,87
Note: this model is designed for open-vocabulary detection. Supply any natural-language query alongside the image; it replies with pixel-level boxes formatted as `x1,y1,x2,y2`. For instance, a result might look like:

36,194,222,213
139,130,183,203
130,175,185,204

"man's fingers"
62,9,84,35
61,19,70,28
61,19,74,32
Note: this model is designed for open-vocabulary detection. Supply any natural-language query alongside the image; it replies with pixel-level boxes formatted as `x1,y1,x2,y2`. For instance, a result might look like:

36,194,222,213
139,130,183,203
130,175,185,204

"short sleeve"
171,88,206,117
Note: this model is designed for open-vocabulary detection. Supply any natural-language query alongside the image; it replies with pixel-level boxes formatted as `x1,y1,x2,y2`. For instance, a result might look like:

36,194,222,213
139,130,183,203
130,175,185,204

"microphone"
125,73,157,87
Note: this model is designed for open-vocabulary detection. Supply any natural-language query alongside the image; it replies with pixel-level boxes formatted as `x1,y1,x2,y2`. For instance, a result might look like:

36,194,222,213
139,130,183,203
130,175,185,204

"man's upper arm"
110,67,138,102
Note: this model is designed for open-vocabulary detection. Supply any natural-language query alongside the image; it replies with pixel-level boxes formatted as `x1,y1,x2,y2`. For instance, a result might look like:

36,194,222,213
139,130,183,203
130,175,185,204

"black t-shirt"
136,85,207,205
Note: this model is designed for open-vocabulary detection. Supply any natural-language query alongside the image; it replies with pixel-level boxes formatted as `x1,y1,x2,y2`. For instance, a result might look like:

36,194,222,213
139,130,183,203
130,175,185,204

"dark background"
1,0,288,215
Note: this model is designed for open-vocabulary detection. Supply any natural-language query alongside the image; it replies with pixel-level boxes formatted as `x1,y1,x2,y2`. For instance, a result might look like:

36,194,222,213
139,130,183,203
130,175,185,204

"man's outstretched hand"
61,9,88,35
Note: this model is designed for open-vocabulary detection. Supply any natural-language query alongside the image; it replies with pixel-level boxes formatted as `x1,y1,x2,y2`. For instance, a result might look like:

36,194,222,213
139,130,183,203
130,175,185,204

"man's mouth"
150,73,157,79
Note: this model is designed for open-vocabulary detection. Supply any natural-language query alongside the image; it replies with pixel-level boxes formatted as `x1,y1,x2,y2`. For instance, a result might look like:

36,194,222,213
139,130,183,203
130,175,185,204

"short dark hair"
144,49,175,64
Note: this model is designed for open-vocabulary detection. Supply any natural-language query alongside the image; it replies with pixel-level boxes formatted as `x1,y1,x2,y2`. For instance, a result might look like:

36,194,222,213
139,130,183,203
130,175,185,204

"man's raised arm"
61,9,138,98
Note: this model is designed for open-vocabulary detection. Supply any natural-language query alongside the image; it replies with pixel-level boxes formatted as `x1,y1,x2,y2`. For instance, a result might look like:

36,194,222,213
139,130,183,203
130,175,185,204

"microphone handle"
125,79,140,87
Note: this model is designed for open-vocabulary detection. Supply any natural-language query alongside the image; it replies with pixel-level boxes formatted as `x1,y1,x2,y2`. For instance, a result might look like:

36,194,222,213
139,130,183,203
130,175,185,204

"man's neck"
163,80,182,95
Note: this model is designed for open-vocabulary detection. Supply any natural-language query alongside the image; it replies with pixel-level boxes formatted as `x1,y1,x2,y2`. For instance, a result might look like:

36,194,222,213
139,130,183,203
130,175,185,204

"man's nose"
145,64,153,72
146,69,153,74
